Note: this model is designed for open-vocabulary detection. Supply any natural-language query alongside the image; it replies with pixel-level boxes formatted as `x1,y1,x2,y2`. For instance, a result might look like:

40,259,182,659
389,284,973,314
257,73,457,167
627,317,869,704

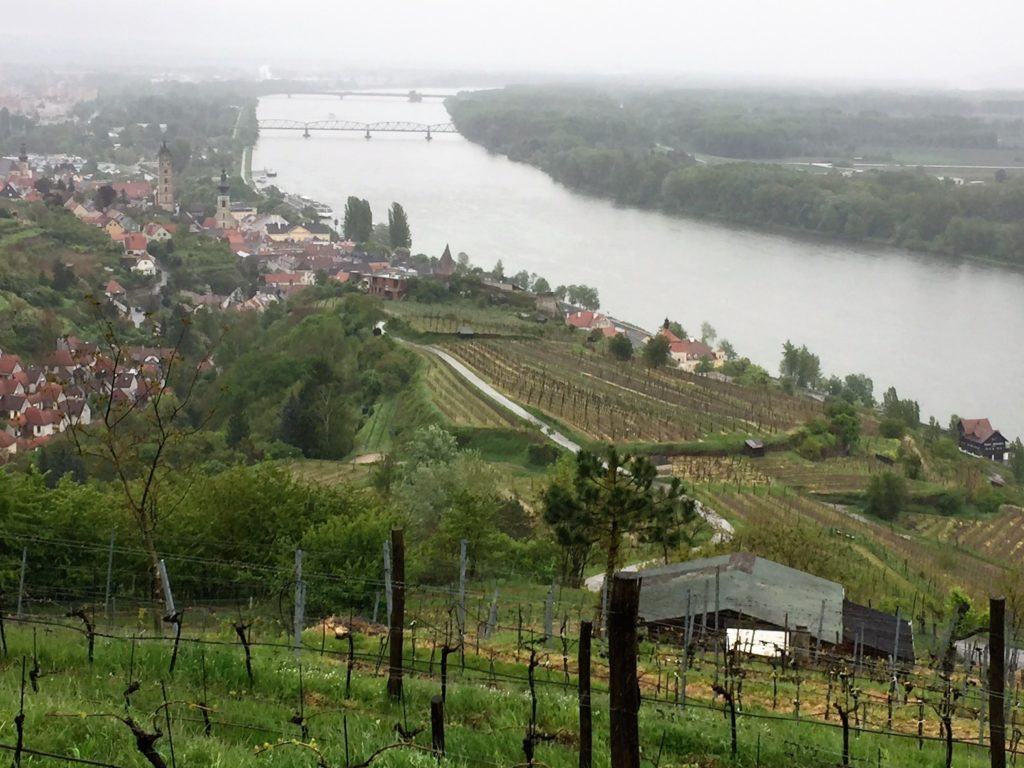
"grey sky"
6,0,1024,88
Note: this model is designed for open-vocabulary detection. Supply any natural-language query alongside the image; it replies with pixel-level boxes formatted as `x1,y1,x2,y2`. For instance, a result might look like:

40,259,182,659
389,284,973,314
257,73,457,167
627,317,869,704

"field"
905,506,1024,565
441,340,817,444
417,350,522,430
0,582,1013,768
384,300,552,338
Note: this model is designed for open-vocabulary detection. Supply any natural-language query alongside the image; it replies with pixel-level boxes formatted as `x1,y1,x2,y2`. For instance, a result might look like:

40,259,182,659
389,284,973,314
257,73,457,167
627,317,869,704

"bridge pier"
303,125,310,138
365,128,372,140
425,127,432,141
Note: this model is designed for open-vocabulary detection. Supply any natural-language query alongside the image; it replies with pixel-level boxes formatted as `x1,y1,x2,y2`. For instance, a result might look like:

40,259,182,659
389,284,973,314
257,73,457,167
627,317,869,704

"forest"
448,87,1024,265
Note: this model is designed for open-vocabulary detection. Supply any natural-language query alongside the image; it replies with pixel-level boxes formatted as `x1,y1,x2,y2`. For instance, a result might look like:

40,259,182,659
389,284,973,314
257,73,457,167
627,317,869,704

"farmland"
440,339,817,444
905,505,1024,566
383,299,554,338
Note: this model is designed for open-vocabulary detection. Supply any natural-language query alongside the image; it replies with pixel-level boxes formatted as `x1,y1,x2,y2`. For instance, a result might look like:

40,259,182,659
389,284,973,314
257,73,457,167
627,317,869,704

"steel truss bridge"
258,119,458,139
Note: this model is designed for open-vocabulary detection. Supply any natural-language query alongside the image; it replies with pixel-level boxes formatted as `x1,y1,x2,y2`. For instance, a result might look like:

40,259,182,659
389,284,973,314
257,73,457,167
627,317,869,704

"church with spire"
156,141,174,210
214,168,237,230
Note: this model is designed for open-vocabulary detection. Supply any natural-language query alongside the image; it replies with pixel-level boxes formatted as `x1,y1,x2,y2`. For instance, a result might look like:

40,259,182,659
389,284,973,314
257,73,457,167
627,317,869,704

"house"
110,180,152,202
131,256,157,276
634,553,914,661
264,272,314,291
143,223,175,242
0,394,28,420
957,418,1010,462
368,271,408,300
102,217,126,240
123,232,149,257
59,398,91,426
20,407,64,438
0,355,23,379
566,311,611,331
105,279,126,299
667,338,716,371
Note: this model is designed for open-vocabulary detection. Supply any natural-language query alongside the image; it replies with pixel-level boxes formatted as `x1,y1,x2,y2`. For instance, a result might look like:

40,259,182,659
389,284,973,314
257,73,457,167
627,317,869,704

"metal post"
991,597,1007,768
714,566,721,631
16,547,27,618
816,599,825,661
892,607,901,670
458,539,468,638
386,529,405,700
293,550,305,653
103,531,115,622
383,540,393,627
579,620,593,768
544,585,554,644
158,559,176,619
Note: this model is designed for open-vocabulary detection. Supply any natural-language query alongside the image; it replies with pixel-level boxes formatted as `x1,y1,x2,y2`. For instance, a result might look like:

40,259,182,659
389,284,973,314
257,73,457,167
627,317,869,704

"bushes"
865,472,908,520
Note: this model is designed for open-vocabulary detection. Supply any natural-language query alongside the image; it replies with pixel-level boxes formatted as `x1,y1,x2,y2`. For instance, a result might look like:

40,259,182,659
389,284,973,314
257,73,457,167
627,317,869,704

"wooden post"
386,528,405,700
991,596,1007,768
608,573,641,768
579,620,593,768
430,695,445,757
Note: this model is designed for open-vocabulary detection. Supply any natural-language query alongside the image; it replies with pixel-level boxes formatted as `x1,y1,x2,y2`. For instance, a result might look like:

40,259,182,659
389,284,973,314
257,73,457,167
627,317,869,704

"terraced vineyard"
385,300,547,337
905,506,1024,565
418,350,522,429
699,486,1003,607
442,339,817,443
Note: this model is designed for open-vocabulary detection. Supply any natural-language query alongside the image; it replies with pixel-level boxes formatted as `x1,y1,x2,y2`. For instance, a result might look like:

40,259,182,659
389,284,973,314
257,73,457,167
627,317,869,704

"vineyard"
905,506,1024,565
694,484,1004,613
0,529,1020,768
417,350,523,430
383,301,549,338
440,340,818,444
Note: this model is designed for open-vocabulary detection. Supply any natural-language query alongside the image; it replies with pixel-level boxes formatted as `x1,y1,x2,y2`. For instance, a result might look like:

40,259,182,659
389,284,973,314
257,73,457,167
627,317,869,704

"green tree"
343,196,372,242
225,410,250,448
566,284,600,310
492,260,505,280
387,202,411,248
718,339,737,360
573,447,690,613
1010,439,1024,483
51,261,75,292
94,184,116,210
780,340,821,389
865,472,908,520
511,270,531,289
700,321,717,344
643,335,671,368
608,333,633,361
532,276,551,293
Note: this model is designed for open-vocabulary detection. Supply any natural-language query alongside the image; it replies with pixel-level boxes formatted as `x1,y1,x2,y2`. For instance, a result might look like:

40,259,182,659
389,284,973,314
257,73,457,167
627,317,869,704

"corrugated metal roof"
635,553,845,644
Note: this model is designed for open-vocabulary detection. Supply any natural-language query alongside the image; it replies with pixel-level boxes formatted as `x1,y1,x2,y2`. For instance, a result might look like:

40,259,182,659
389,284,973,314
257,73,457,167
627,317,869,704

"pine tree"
387,202,411,248
225,410,250,448
343,197,373,242
279,392,317,457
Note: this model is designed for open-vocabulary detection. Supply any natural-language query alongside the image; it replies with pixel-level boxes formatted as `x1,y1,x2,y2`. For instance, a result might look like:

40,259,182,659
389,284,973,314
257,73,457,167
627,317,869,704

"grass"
0,613,999,768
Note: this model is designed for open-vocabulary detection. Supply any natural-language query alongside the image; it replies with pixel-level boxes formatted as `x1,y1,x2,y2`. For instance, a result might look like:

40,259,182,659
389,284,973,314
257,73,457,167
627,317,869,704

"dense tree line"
449,88,1024,266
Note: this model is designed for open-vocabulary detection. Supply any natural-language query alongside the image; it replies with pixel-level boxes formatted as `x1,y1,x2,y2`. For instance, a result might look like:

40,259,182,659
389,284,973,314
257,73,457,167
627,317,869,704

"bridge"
258,119,458,140
281,90,447,102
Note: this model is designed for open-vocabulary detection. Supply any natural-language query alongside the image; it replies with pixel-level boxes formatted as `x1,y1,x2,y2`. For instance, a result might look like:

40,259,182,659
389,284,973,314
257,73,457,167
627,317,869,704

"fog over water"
253,93,1024,439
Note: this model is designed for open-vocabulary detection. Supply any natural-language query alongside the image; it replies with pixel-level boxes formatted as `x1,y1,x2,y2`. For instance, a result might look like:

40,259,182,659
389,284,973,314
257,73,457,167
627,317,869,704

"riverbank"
253,93,1024,439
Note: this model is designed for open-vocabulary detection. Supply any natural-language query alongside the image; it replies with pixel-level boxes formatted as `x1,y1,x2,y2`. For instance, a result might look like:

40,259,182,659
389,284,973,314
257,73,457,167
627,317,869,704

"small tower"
156,141,174,210
17,143,29,175
215,168,235,229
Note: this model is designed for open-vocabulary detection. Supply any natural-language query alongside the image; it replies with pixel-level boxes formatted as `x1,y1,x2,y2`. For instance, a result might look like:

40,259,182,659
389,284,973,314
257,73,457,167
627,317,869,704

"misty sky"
6,0,1024,88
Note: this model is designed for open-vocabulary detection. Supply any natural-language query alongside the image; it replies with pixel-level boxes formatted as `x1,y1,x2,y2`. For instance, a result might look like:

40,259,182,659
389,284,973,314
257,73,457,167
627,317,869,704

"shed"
743,439,766,457
636,553,844,645
842,600,915,663
456,325,475,338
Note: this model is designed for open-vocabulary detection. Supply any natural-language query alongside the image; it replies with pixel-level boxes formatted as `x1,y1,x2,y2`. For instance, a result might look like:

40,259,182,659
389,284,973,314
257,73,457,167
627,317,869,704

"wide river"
254,92,1024,440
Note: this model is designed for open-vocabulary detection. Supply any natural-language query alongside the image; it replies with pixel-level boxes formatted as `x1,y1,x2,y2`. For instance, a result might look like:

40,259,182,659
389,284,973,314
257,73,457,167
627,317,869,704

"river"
253,91,1024,441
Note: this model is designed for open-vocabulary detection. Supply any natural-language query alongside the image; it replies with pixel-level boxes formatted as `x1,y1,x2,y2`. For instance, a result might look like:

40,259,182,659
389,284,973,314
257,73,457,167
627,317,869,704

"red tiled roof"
960,418,995,442
669,339,714,359
566,311,606,329
123,233,149,252
332,271,350,283
105,279,125,294
0,431,16,449
0,356,23,376
111,181,152,199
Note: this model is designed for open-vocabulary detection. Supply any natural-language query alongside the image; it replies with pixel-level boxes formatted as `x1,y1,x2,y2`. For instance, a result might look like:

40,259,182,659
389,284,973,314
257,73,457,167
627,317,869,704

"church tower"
156,141,174,210
17,143,29,175
215,168,235,229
